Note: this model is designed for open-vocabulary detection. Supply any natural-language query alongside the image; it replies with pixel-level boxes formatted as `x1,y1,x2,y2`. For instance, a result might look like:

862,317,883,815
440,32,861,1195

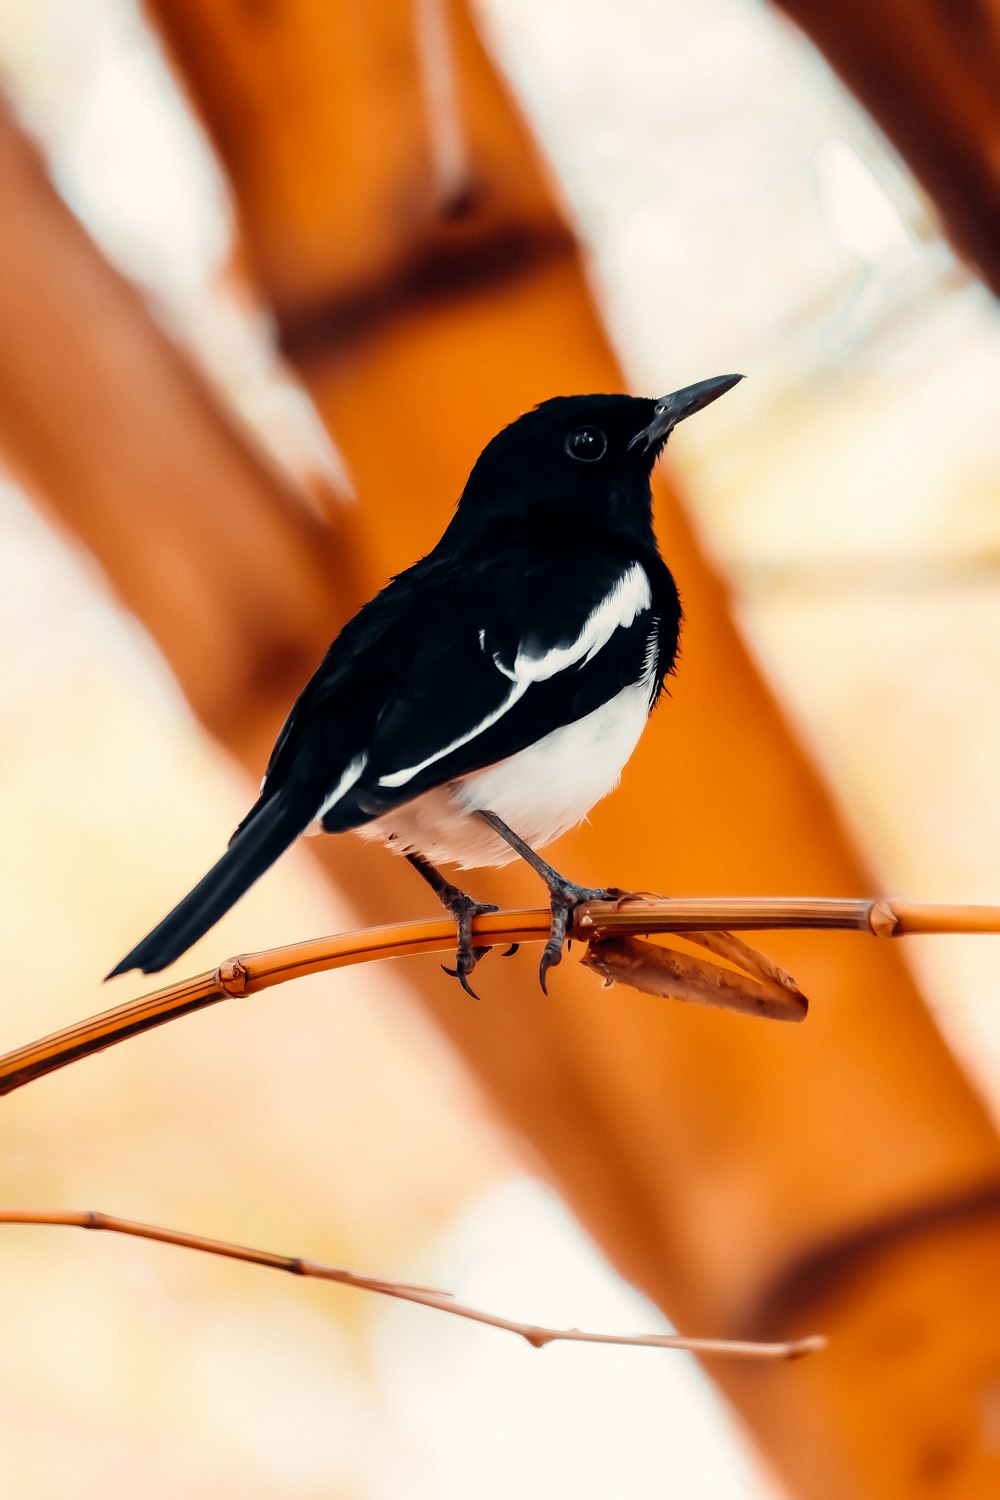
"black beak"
630,373,744,453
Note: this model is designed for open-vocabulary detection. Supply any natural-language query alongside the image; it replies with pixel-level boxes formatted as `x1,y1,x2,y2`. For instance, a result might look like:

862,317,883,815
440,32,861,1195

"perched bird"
109,375,742,993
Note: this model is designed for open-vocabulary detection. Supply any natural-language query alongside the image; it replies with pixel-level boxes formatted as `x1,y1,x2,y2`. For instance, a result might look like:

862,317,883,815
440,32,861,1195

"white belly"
359,678,653,869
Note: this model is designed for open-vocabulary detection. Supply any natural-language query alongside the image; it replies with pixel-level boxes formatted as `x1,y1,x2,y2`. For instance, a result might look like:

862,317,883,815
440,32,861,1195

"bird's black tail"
106,791,311,979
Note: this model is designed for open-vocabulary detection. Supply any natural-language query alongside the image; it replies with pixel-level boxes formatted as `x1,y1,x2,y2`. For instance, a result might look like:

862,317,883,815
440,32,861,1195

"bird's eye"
564,426,607,463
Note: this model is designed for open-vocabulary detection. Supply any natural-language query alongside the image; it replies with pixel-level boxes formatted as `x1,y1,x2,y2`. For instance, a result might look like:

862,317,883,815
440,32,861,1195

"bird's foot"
404,851,503,999
440,893,500,999
539,881,625,995
473,810,627,994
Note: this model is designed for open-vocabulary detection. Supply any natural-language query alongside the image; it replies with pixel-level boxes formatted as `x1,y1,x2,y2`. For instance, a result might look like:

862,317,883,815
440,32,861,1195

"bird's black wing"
108,540,678,977
318,540,677,830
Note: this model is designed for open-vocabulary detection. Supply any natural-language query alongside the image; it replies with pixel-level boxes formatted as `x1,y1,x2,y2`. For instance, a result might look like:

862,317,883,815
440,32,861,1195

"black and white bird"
109,375,742,993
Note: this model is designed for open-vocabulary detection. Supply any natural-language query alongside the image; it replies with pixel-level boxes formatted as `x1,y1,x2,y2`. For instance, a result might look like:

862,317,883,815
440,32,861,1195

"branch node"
868,900,899,938
216,957,250,995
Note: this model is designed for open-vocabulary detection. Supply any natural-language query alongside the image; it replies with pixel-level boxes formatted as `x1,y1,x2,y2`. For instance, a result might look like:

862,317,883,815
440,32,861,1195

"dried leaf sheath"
583,935,808,1022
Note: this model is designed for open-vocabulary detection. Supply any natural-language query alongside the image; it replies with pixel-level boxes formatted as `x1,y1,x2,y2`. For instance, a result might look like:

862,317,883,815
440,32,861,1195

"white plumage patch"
377,561,651,791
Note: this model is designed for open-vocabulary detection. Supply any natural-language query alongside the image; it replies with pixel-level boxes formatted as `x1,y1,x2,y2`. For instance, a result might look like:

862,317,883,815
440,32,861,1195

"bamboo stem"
2,897,999,1100
0,1208,822,1362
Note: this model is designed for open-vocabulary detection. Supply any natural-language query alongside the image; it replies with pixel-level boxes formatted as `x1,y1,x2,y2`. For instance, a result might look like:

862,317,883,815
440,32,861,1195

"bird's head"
451,375,743,543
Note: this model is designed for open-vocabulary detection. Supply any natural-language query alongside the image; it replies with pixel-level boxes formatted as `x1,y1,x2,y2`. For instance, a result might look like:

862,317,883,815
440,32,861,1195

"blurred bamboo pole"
0,97,352,754
0,1,998,1487
777,0,1000,293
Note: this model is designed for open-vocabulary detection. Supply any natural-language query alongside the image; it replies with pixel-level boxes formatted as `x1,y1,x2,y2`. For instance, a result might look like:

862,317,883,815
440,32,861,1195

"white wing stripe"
512,561,651,683
377,562,650,791
377,679,530,789
317,752,368,819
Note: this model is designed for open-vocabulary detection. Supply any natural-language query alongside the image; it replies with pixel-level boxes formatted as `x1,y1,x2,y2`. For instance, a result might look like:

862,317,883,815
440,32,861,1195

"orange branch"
0,1208,823,1363
3,897,998,1099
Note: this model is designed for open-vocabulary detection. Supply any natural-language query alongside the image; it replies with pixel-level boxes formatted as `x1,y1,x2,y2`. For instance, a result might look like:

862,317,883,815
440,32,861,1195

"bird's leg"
405,852,498,1000
477,810,624,993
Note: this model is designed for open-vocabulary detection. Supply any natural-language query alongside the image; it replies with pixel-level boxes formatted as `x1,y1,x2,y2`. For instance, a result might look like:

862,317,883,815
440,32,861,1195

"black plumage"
110,376,741,990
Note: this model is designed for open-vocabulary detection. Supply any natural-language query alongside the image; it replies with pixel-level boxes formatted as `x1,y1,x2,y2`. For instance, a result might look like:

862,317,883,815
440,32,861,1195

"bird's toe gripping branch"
538,879,627,994
439,891,500,999
404,850,505,998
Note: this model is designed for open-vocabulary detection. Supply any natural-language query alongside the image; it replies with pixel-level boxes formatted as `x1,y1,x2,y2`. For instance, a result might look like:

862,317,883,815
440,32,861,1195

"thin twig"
0,1208,823,1362
2,898,999,1098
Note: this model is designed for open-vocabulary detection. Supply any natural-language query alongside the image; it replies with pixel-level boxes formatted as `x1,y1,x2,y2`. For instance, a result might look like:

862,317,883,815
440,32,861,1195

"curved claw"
441,961,481,1000
537,899,574,993
502,943,519,958
537,943,562,995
